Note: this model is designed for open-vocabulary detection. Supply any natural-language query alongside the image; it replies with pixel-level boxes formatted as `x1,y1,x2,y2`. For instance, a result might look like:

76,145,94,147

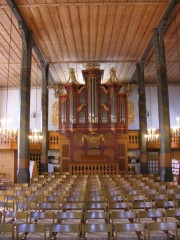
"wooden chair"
114,223,145,240
38,202,61,213
155,200,176,210
148,222,178,240
132,201,153,211
86,195,106,203
108,202,131,212
82,223,112,240
165,209,180,224
85,202,107,212
25,195,44,203
3,210,28,225
16,223,47,240
0,223,14,240
45,195,64,203
138,210,164,228
57,211,82,225
0,201,14,211
63,202,85,212
49,224,80,239
111,210,137,226
16,202,38,212
30,211,55,227
107,195,126,203
64,195,85,203
84,211,109,224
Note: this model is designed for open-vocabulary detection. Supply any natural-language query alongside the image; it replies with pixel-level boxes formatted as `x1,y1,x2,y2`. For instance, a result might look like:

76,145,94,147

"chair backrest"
46,195,64,203
108,202,130,211
3,210,28,223
86,195,106,203
84,211,109,223
148,222,178,240
0,201,14,211
65,195,85,203
85,202,107,211
82,223,112,240
49,223,80,238
0,223,14,238
16,202,37,211
111,210,137,224
17,223,46,240
165,209,180,220
114,223,145,240
30,211,55,223
138,210,164,222
57,211,82,223
132,201,153,210
38,202,61,211
107,195,125,202
63,202,84,212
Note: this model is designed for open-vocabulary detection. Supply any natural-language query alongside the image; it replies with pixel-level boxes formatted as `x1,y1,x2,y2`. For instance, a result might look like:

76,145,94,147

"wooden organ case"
58,66,128,174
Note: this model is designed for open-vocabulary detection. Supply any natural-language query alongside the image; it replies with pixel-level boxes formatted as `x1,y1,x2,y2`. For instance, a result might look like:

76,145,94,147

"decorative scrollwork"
100,103,109,112
82,134,105,143
128,100,135,125
51,101,59,126
77,104,86,112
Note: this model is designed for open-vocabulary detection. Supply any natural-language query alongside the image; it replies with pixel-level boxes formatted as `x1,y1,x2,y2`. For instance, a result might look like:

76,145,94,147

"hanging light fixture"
28,59,43,143
144,75,159,142
171,116,180,137
0,11,17,139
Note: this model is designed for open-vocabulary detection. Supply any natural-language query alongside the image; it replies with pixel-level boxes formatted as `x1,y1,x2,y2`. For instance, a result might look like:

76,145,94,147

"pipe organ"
57,66,128,173
58,66,128,133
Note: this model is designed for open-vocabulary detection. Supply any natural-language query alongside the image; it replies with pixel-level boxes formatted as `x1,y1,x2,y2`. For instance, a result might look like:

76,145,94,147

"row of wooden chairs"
0,221,179,239
1,209,180,225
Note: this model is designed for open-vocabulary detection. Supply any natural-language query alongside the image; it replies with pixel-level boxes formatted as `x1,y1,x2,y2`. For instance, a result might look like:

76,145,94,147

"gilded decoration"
77,104,86,112
52,84,67,98
128,100,135,125
108,67,119,83
67,68,79,84
82,134,105,143
51,101,59,126
100,103,109,112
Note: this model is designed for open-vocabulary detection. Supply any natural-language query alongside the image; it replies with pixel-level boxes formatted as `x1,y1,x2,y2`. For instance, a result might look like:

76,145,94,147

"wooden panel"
62,144,69,158
81,155,107,162
0,150,17,183
117,138,128,173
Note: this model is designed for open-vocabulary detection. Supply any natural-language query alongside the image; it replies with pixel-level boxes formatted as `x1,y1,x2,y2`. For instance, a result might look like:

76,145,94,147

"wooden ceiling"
0,0,180,88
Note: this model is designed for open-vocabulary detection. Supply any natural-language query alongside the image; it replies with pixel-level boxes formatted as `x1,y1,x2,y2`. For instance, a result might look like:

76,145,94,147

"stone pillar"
17,22,32,183
137,62,148,174
40,62,49,173
153,27,173,182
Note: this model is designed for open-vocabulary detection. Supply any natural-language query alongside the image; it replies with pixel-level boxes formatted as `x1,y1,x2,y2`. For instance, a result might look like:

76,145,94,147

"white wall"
0,85,180,131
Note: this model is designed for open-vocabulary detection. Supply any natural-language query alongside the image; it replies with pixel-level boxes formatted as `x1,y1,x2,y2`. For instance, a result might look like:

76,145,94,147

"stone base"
40,162,48,173
160,167,173,182
17,168,30,183
140,162,148,174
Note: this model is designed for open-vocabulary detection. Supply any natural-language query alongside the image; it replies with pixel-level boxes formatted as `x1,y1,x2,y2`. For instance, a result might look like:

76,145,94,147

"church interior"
0,0,180,238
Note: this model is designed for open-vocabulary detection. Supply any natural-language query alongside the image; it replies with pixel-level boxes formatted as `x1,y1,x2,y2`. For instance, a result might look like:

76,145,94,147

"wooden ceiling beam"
5,0,56,84
130,0,176,83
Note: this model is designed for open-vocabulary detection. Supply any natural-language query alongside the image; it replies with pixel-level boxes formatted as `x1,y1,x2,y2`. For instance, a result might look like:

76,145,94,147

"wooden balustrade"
48,131,60,149
69,162,119,175
128,131,140,149
0,130,180,150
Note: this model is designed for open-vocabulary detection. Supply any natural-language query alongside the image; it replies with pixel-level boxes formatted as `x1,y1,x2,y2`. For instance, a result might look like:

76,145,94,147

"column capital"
18,21,32,51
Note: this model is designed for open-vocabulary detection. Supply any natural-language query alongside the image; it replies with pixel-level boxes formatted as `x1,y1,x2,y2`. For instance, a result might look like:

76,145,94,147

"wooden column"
40,62,49,172
137,62,148,174
17,22,32,183
153,27,173,182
